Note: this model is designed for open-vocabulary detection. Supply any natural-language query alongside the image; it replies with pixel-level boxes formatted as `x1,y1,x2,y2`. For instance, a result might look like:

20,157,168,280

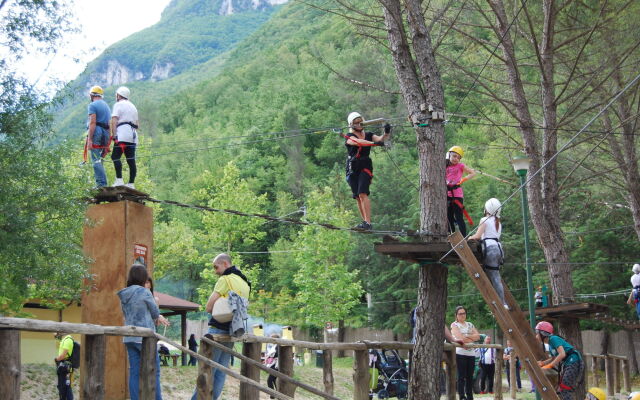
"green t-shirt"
58,335,74,359
549,335,580,365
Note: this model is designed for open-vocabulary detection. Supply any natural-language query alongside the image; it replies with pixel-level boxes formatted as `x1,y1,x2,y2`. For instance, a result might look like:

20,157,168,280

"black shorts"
347,170,372,198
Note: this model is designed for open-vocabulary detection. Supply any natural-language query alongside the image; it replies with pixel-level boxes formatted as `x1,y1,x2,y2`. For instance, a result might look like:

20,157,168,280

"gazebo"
156,291,201,365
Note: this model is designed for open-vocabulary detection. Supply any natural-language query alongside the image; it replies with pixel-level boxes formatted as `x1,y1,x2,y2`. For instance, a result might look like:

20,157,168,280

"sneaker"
125,183,135,189
112,178,125,187
503,304,510,310
354,221,372,230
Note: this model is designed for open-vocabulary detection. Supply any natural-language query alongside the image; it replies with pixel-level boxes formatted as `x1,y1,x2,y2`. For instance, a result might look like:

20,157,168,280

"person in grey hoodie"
118,263,169,400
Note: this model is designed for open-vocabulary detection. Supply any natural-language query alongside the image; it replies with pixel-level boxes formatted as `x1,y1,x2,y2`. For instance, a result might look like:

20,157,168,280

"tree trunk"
380,0,447,398
337,319,345,358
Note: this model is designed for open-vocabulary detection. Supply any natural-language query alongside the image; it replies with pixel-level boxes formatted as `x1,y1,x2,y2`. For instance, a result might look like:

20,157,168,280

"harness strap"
453,199,474,225
117,121,139,129
558,382,573,391
363,168,373,178
96,121,110,130
484,266,500,271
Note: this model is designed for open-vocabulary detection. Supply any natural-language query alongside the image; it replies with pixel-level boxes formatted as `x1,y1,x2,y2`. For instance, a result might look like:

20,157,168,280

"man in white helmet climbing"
86,85,111,188
627,263,640,319
344,111,390,230
110,86,139,189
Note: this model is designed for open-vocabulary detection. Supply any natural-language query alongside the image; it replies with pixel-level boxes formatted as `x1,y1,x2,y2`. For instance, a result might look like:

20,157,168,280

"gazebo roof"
156,291,200,312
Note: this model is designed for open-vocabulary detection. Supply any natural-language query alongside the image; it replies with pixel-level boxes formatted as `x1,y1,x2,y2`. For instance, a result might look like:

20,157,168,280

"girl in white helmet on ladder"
469,198,506,309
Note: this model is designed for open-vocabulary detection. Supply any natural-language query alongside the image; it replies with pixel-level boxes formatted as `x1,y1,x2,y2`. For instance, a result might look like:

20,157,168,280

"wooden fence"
584,353,631,398
1,317,505,400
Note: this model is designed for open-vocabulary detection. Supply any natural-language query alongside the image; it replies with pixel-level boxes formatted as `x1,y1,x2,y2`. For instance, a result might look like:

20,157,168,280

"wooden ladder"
448,231,560,400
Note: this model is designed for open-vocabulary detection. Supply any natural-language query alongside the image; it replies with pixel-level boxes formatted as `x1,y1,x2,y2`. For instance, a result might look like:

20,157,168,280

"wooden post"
181,311,187,366
510,350,517,399
196,336,214,400
0,329,20,400
494,347,503,400
592,356,599,388
623,358,631,394
353,349,370,400
584,355,590,389
605,356,614,398
322,350,335,395
82,334,106,400
445,348,456,400
614,358,621,395
240,342,261,400
279,346,295,397
140,336,158,400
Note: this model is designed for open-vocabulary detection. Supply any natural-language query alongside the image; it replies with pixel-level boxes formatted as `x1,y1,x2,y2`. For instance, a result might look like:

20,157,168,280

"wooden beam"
322,350,335,396
606,356,614,398
181,311,187,366
201,337,339,400
279,346,295,397
140,336,158,400
623,358,631,394
0,317,155,337
0,329,20,400
82,334,106,400
196,334,213,400
444,348,456,400
353,350,370,400
494,347,503,400
239,341,261,400
448,231,559,400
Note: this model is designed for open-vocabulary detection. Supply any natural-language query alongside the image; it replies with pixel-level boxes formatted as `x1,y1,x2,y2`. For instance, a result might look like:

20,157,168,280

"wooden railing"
0,317,504,400
584,353,631,398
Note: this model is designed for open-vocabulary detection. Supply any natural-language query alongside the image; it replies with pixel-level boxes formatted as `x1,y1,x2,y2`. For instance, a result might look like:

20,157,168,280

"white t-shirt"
480,216,502,247
452,321,477,356
112,99,139,144
631,273,640,288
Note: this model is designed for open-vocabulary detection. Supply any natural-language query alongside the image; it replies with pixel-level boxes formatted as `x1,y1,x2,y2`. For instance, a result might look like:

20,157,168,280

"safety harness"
546,336,583,393
634,286,640,303
82,122,112,162
343,132,380,179
447,184,473,225
480,237,503,269
113,121,139,153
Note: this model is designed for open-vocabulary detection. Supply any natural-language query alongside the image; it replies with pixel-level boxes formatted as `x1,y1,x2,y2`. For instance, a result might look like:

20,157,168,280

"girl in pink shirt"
446,146,476,236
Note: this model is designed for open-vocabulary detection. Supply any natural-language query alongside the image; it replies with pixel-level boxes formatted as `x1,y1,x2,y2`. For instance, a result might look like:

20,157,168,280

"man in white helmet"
344,112,390,230
110,86,139,189
627,263,640,319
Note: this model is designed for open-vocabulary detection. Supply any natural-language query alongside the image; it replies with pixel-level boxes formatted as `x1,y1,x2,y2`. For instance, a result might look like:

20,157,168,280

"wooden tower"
82,188,154,400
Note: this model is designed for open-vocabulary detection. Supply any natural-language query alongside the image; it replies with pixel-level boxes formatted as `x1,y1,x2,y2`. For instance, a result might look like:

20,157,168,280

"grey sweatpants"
483,245,505,305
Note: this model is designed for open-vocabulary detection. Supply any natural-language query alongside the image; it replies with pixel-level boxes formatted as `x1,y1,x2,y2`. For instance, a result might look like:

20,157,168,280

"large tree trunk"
488,1,584,394
381,0,447,397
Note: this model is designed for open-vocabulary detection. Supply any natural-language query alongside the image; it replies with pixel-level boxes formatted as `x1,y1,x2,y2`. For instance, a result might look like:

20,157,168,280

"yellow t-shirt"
214,274,250,298
58,335,74,358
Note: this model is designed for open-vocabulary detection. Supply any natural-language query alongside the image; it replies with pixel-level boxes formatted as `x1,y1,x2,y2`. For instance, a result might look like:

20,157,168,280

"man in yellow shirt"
54,331,74,400
191,253,250,400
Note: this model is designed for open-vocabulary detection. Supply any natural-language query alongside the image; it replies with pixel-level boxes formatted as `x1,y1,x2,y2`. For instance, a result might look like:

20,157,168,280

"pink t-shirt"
446,163,465,198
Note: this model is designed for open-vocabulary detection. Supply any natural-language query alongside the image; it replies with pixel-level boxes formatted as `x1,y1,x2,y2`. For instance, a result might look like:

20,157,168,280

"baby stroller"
369,349,409,399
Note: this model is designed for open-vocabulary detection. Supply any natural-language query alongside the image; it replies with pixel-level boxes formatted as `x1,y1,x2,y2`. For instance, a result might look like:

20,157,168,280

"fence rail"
2,317,507,400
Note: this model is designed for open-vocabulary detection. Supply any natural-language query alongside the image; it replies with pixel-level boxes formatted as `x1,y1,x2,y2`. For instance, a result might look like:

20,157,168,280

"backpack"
70,340,81,369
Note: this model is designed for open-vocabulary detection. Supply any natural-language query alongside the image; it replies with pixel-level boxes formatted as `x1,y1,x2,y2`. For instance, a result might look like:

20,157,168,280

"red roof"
156,291,201,312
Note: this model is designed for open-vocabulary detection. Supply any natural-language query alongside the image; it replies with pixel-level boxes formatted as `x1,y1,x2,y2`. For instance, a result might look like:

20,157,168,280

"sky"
20,0,171,89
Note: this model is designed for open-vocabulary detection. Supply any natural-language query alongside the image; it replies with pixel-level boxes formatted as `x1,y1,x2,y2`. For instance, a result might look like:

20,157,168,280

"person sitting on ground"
344,111,390,230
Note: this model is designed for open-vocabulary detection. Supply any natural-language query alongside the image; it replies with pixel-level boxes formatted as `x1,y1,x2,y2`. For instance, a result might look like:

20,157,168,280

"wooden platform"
374,236,481,264
88,186,150,204
530,302,609,319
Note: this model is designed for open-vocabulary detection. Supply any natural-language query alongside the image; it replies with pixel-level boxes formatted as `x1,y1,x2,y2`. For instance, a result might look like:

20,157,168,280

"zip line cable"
144,196,444,237
440,69,640,262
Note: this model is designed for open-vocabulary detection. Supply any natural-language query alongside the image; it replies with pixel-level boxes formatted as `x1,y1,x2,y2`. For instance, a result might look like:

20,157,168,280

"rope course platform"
88,186,150,204
374,235,481,264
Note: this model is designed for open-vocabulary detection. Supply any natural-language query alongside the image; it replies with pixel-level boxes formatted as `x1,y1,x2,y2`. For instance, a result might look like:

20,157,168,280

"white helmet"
633,264,640,274
628,392,640,400
347,111,362,126
485,198,502,218
116,86,130,99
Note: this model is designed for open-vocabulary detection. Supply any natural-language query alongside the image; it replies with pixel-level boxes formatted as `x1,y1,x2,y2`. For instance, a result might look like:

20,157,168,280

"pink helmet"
535,321,554,336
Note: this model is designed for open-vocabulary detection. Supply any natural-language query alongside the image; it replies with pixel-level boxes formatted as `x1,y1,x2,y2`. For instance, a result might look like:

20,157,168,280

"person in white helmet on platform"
110,86,139,189
469,198,506,308
344,111,390,230
627,263,640,319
